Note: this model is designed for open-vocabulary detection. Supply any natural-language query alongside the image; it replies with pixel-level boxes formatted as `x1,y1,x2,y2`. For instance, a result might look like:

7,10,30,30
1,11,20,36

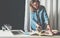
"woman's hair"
30,0,40,6
30,0,40,12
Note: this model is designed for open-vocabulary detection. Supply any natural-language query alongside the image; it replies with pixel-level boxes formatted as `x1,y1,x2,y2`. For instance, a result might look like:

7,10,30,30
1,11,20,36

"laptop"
11,30,24,35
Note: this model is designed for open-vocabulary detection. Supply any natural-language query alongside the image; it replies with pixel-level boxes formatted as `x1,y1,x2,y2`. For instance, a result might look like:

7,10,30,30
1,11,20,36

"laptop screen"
0,0,25,30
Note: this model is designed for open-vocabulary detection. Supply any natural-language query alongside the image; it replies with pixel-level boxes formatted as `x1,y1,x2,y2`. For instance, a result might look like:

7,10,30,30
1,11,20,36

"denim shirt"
30,6,49,31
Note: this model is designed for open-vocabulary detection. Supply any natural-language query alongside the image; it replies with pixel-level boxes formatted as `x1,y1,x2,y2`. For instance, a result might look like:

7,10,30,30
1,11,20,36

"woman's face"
32,2,39,10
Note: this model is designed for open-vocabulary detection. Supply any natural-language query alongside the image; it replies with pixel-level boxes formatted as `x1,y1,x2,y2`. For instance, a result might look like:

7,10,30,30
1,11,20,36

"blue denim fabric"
30,7,49,31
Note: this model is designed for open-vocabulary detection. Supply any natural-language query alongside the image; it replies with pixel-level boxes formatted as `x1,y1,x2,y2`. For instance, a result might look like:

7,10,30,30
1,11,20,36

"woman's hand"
36,24,40,27
45,25,53,35
36,24,42,32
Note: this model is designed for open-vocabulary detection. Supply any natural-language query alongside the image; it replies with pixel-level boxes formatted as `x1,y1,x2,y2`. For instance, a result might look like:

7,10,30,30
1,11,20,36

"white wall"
24,0,59,32
58,0,60,31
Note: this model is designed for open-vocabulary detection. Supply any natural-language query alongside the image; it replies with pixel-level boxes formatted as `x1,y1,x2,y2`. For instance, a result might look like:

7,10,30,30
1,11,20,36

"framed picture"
24,0,59,32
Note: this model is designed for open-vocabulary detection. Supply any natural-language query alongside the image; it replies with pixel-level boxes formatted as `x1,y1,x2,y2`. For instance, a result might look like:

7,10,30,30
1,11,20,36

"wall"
58,0,60,31
24,0,59,32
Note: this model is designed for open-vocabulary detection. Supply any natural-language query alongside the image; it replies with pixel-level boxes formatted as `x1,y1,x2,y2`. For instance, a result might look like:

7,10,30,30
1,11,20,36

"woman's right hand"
36,24,39,27
36,24,42,32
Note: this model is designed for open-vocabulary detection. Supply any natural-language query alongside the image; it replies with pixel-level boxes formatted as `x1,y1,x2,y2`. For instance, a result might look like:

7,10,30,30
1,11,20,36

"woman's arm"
43,9,53,35
43,9,49,25
30,12,40,31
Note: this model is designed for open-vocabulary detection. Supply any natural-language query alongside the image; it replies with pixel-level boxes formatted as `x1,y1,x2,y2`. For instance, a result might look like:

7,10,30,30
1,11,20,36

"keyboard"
11,30,24,35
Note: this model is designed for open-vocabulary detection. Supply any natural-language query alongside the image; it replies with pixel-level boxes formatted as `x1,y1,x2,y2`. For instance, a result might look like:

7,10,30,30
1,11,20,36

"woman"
30,0,53,35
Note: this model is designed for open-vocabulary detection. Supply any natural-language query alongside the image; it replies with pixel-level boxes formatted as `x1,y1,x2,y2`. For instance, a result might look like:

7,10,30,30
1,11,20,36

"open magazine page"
0,0,60,38
24,0,60,36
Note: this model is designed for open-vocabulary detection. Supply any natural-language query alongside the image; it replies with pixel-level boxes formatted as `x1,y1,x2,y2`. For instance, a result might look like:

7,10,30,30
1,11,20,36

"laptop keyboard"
11,31,24,35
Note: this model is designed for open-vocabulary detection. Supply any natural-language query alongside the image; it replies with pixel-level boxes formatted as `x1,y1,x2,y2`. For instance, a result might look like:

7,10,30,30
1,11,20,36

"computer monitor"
0,0,25,30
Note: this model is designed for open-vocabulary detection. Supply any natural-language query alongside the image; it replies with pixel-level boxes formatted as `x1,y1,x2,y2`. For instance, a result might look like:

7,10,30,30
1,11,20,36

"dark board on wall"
0,0,25,30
